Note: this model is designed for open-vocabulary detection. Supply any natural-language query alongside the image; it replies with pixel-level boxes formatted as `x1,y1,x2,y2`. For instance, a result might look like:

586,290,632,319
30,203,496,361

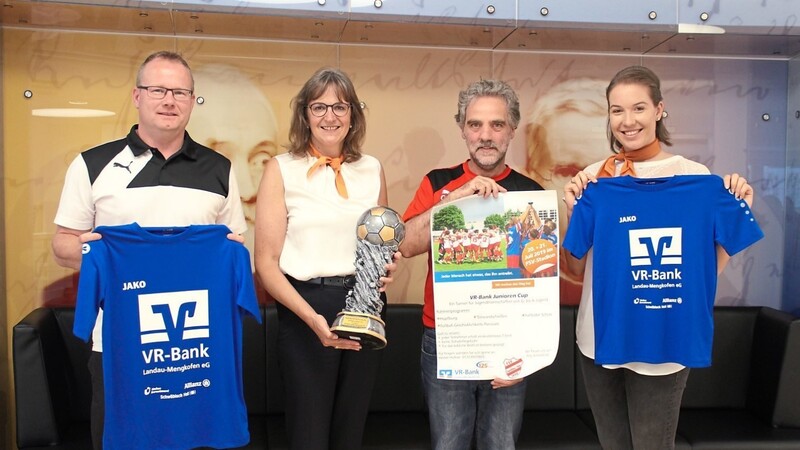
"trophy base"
331,311,387,350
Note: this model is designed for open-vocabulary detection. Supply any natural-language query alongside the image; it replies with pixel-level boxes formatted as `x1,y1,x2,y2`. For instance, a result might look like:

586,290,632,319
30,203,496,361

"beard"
471,143,507,172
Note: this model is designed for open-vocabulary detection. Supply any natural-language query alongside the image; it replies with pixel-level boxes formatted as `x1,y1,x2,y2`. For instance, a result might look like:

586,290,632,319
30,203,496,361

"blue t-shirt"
539,230,558,245
506,223,522,256
563,175,763,367
74,223,261,450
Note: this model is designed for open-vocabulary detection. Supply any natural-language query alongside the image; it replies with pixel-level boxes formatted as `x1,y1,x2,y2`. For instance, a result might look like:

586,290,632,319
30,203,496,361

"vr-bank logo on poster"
138,290,210,344
629,228,682,267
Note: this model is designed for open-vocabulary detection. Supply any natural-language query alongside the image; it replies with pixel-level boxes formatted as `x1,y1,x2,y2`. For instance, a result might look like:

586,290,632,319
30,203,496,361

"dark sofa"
14,303,800,449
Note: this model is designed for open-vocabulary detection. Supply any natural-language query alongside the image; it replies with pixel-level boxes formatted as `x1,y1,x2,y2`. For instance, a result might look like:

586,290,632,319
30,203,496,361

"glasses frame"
137,85,194,101
306,102,351,117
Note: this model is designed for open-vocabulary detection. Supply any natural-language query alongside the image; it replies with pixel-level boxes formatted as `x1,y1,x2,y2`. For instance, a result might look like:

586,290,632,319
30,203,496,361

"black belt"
287,275,356,289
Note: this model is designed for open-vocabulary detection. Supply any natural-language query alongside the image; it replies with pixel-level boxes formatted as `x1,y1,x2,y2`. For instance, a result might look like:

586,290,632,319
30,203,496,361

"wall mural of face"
188,64,280,263
525,79,611,305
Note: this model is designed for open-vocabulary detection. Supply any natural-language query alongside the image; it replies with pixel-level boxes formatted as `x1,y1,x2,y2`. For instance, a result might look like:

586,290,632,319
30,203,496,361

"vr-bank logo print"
629,228,682,267
138,290,210,345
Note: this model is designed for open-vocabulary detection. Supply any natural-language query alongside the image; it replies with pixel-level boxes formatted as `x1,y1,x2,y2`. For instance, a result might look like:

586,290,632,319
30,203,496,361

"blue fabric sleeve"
235,244,261,323
714,183,764,256
563,188,596,260
73,241,104,342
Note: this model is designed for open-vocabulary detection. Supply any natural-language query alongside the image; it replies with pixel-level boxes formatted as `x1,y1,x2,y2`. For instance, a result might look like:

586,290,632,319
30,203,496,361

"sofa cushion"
17,303,800,450
678,410,800,449
748,307,800,427
13,308,91,447
363,412,432,450
369,304,426,412
14,306,267,450
518,411,601,449
682,307,757,409
524,306,578,410
242,313,267,415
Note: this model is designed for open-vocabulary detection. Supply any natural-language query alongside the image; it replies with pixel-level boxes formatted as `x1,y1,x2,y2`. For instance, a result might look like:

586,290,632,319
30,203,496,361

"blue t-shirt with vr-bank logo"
74,223,260,450
563,175,763,368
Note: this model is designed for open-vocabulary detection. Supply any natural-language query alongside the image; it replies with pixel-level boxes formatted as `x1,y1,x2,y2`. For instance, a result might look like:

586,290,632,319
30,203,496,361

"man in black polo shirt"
51,50,246,449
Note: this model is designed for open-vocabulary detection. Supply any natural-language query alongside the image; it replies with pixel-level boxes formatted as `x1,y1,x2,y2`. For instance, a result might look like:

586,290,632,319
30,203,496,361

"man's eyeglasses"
307,102,351,117
137,86,194,101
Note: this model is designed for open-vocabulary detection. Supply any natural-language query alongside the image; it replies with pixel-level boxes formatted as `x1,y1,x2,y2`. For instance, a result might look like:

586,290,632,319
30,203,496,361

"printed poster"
432,190,560,380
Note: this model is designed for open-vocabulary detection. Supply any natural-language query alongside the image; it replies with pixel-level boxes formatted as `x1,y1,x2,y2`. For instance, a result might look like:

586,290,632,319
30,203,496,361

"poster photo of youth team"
432,195,559,279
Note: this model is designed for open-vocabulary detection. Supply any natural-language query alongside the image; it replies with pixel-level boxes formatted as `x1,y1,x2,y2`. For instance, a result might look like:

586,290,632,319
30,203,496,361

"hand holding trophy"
331,206,405,349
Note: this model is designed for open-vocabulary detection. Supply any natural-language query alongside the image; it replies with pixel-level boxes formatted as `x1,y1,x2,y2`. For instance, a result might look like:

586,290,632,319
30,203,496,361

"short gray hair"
454,79,520,129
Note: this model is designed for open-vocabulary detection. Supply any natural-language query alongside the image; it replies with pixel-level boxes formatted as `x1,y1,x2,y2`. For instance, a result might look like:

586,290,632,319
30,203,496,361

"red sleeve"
402,176,435,222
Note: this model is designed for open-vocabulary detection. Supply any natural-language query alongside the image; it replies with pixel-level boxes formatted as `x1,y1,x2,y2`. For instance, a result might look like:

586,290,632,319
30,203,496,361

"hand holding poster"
431,190,560,380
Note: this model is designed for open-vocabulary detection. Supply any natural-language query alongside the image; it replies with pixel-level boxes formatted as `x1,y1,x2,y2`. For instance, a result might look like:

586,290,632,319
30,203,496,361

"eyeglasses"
137,86,194,101
307,102,351,117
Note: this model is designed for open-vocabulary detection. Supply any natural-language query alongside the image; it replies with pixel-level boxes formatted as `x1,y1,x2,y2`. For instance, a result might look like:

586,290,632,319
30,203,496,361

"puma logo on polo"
113,161,133,173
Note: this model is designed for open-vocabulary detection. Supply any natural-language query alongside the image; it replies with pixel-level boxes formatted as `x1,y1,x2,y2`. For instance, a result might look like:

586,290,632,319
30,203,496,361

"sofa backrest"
368,304,426,412
13,307,93,447
525,306,582,411
242,311,267,415
264,303,429,414
681,307,758,409
25,304,792,424
265,305,285,415
746,306,800,427
15,306,267,421
43,309,92,421
265,303,583,414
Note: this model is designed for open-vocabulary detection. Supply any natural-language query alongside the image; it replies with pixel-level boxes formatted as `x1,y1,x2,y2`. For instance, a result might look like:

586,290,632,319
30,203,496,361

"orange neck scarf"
307,144,348,199
596,139,662,178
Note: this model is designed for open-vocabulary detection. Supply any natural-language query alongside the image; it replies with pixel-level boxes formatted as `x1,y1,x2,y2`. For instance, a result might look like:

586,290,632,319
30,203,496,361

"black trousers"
89,350,104,450
278,279,385,450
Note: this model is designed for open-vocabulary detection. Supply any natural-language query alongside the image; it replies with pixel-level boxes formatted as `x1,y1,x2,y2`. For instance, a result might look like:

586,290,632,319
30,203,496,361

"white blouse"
276,152,382,280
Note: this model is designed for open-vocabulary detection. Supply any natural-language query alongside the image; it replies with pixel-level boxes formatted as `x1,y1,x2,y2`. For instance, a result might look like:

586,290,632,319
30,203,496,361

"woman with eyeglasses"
254,67,396,450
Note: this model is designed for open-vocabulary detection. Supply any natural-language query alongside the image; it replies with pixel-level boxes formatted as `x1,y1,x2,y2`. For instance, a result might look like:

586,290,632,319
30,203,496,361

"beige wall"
0,24,7,449
1,30,496,447
2,26,789,449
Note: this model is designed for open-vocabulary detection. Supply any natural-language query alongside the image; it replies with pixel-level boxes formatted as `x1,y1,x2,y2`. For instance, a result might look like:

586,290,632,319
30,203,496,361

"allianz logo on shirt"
138,290,210,345
628,228,683,281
